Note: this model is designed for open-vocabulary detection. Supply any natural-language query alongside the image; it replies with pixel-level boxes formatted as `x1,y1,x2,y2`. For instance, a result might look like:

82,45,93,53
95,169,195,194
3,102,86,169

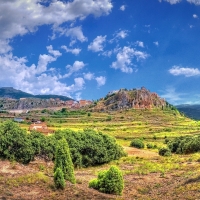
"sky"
0,0,200,105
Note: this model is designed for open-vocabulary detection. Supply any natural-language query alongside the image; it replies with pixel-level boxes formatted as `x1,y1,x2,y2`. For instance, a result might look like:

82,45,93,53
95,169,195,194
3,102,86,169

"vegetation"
54,167,66,189
0,121,125,168
54,129,126,167
130,138,145,149
54,139,76,184
89,166,124,195
158,147,171,156
0,121,34,164
167,135,200,154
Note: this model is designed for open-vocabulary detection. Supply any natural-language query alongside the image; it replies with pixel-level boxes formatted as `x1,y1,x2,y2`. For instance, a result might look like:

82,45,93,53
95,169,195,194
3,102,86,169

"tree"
0,121,34,164
89,166,124,195
54,138,76,184
54,167,66,189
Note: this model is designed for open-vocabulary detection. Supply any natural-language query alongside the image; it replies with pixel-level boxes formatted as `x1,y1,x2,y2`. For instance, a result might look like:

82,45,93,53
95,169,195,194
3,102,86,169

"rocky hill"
0,87,72,101
92,87,167,111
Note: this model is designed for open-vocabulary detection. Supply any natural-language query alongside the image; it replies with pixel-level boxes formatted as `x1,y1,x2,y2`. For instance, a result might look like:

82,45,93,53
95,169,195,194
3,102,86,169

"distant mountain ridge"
0,87,73,101
176,104,200,120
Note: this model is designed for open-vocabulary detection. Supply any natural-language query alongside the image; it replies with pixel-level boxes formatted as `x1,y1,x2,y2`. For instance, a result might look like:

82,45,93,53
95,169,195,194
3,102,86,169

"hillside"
176,104,200,120
93,87,167,111
0,87,72,101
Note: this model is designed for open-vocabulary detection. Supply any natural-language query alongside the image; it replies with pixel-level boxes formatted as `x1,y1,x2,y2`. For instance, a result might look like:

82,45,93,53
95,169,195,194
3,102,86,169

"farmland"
0,108,200,199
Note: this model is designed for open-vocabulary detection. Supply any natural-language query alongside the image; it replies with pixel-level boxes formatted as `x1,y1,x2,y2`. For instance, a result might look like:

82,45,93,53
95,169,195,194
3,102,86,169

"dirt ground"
0,148,200,200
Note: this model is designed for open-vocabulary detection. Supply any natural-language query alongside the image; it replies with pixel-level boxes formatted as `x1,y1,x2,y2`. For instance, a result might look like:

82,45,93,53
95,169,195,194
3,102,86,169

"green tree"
89,166,124,195
54,138,76,184
54,167,66,189
0,121,34,164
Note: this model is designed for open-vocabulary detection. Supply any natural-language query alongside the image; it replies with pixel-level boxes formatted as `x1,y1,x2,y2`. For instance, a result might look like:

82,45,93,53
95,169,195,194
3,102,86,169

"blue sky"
0,0,200,105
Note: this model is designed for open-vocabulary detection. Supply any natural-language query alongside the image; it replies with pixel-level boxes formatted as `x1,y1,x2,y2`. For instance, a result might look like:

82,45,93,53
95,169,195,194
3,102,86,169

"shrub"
130,139,144,149
146,143,154,149
89,166,124,195
54,129,126,168
167,136,200,154
0,121,34,164
158,147,171,156
54,139,76,184
54,167,66,189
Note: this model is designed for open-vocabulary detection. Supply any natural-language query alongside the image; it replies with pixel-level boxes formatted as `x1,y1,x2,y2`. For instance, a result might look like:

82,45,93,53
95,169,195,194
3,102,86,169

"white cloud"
110,30,129,43
47,45,62,57
84,72,95,80
169,66,200,77
111,46,149,73
0,0,113,41
58,26,88,42
61,45,81,55
159,0,200,5
187,0,200,5
193,14,198,18
0,53,85,97
153,41,159,46
64,61,86,78
0,40,12,54
120,5,126,11
135,41,144,48
88,35,107,52
160,87,186,105
95,76,106,87
158,0,182,4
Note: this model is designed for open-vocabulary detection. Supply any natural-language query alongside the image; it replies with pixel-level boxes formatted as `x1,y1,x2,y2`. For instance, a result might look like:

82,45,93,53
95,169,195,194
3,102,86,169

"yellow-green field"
1,108,200,199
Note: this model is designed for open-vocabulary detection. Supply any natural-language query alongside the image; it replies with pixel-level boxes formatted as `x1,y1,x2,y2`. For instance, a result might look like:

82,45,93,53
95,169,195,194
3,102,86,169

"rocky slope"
93,87,167,111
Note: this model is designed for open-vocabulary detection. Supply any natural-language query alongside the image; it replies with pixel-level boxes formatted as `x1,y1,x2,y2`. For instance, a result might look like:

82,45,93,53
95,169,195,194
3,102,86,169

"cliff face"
94,87,166,111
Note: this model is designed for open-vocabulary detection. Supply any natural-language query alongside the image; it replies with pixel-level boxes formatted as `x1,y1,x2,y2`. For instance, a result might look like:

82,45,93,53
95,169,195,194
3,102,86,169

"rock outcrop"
93,87,166,111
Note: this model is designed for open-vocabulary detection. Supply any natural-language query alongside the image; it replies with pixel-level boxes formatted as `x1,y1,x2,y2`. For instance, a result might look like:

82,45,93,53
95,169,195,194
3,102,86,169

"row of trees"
0,121,126,166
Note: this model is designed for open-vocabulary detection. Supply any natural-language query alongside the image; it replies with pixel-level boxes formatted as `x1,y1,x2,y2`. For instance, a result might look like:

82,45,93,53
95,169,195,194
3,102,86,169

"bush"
146,143,154,149
54,139,76,184
89,166,124,195
167,136,200,154
54,167,66,189
0,121,34,164
158,147,171,156
130,139,144,149
54,129,126,168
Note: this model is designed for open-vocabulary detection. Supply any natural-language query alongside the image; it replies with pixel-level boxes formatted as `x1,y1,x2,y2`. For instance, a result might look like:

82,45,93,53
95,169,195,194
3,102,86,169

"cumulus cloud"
0,40,12,54
61,45,81,55
56,26,88,42
64,61,86,78
158,0,181,4
111,46,148,73
169,66,200,77
135,41,144,48
110,30,129,43
153,41,159,46
0,52,85,96
95,76,106,87
0,0,113,41
187,0,200,5
88,35,107,52
83,72,95,80
193,14,198,18
120,5,126,11
159,0,200,5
